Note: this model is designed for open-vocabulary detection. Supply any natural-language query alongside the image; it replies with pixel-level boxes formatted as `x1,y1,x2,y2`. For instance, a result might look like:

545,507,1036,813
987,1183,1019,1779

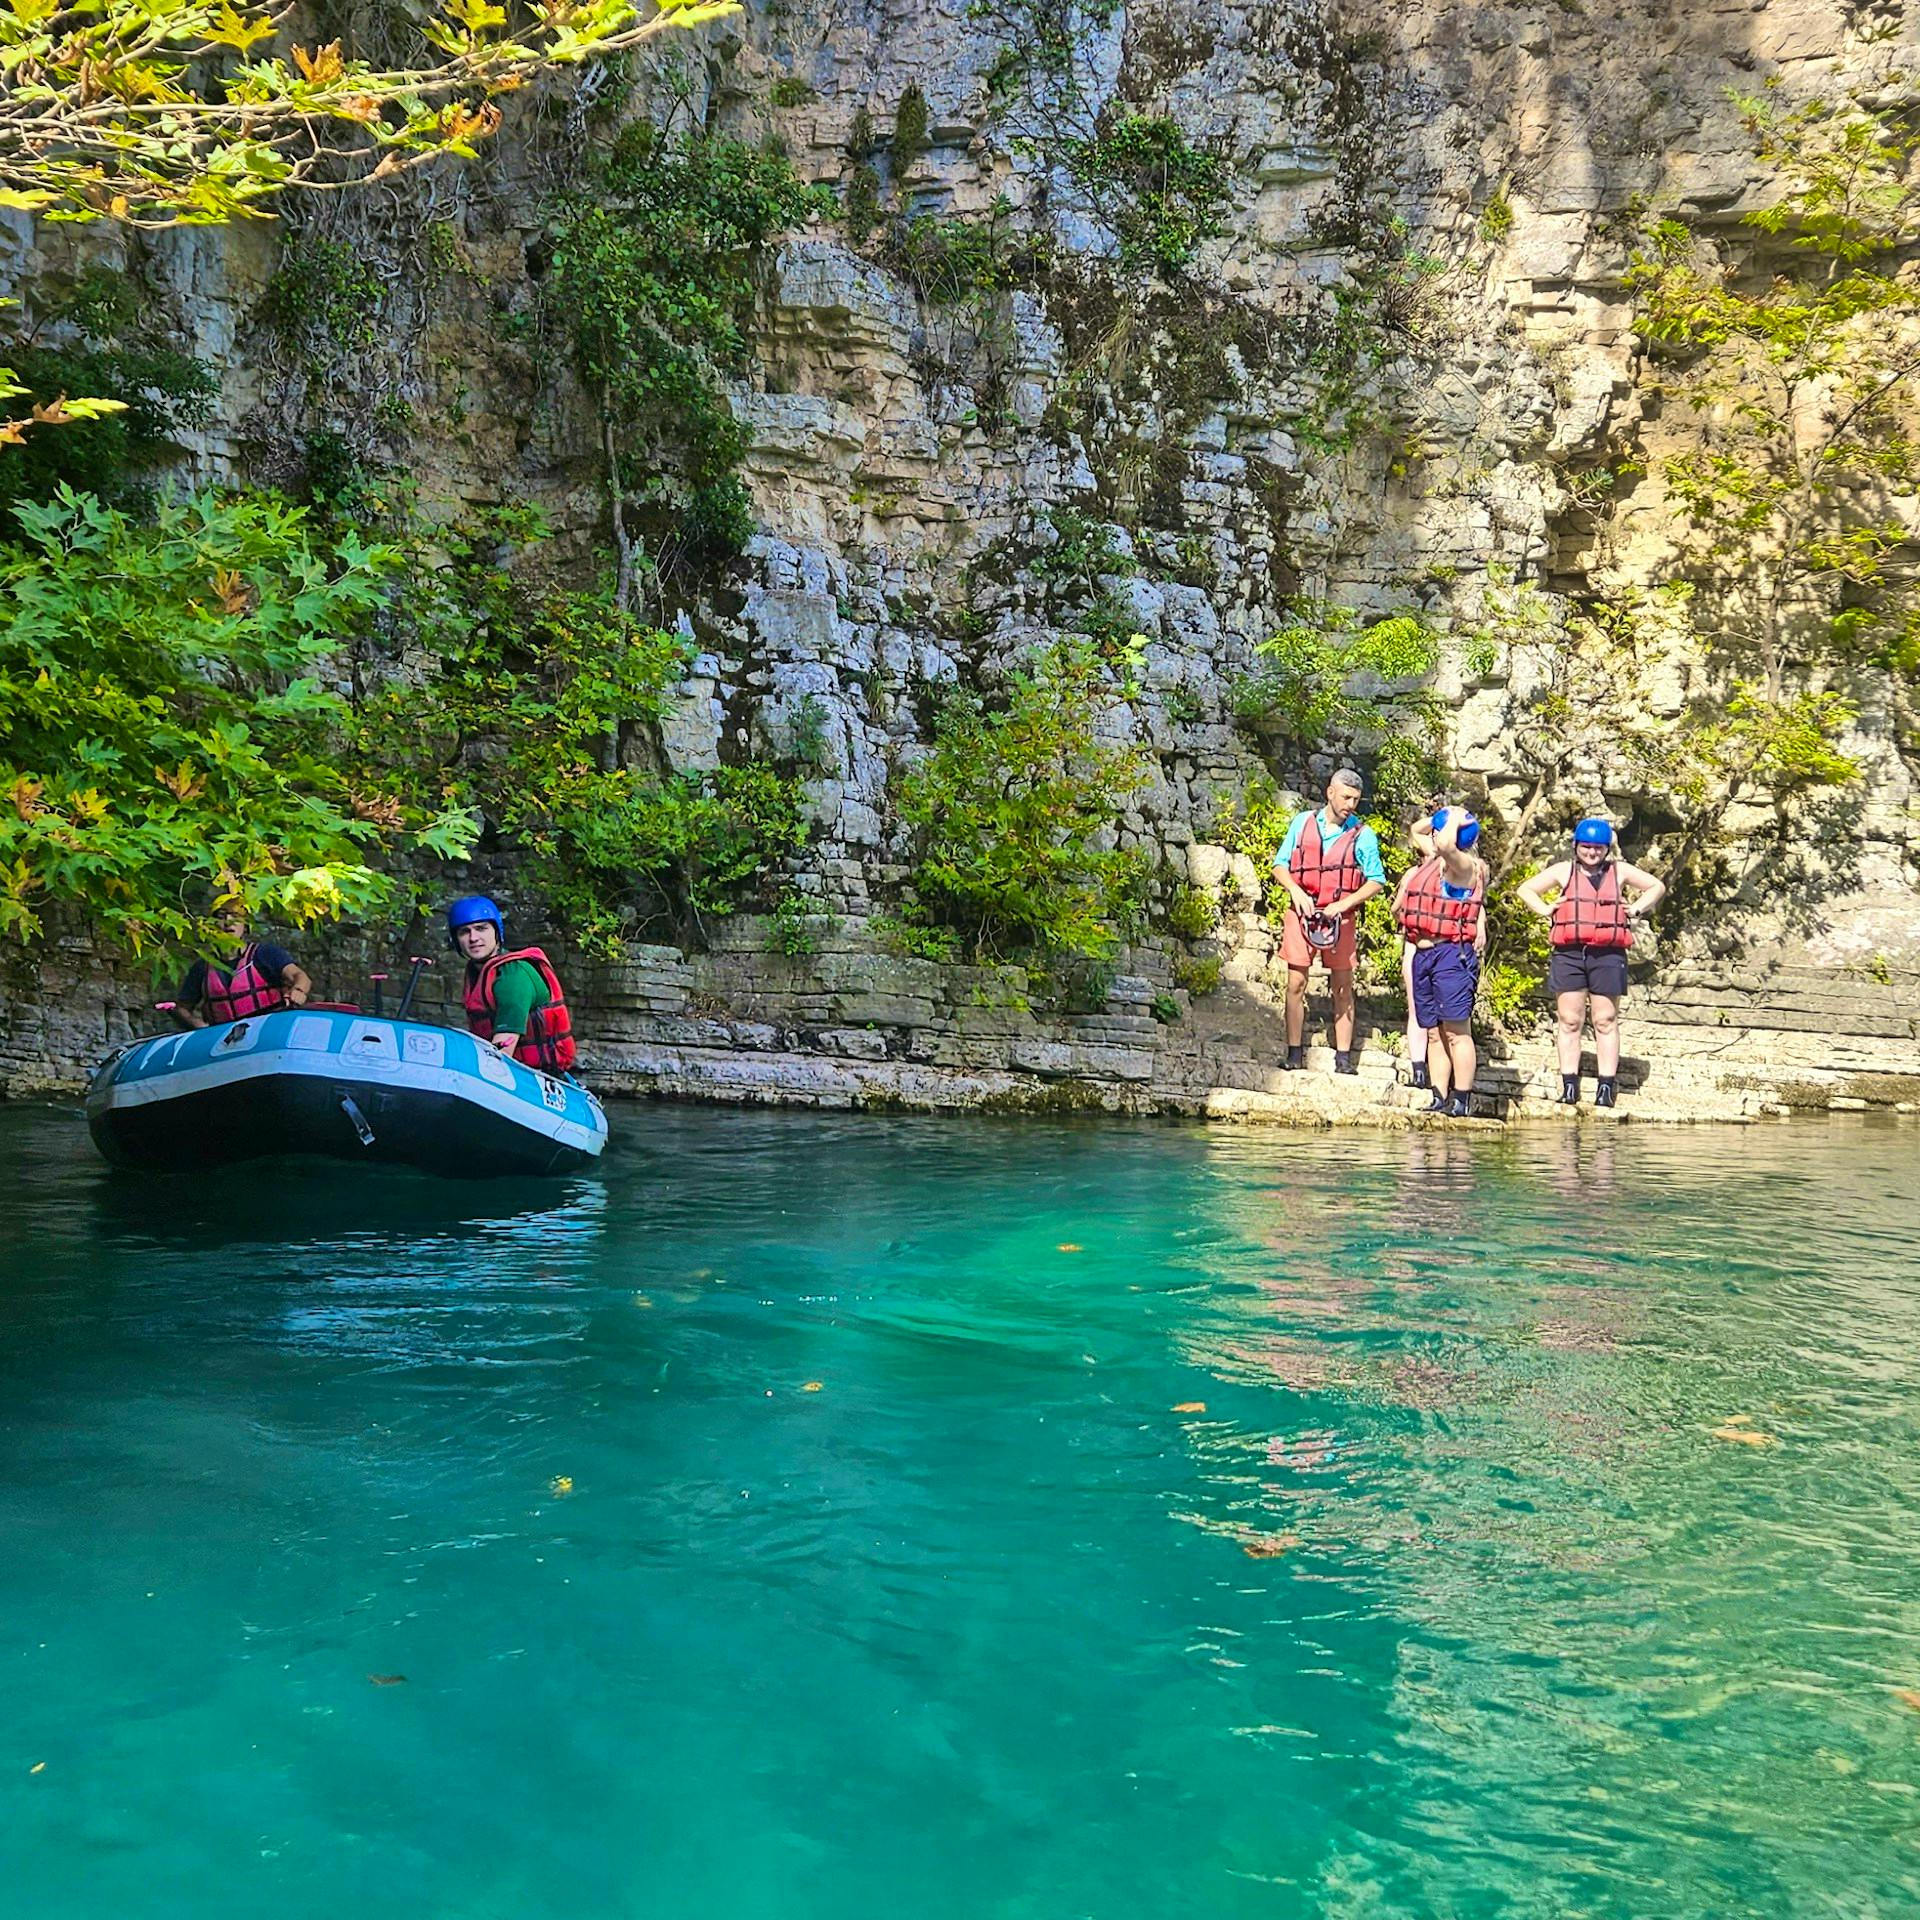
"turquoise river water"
2,1103,1918,1918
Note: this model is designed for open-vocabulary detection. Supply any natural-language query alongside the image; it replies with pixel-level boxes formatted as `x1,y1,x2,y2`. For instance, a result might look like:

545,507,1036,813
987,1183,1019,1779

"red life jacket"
1550,861,1632,950
464,946,577,1073
203,944,286,1024
1398,858,1483,944
1288,812,1364,908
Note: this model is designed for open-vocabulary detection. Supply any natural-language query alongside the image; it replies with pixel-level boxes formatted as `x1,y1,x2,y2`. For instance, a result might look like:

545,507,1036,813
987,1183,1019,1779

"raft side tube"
86,1010,606,1179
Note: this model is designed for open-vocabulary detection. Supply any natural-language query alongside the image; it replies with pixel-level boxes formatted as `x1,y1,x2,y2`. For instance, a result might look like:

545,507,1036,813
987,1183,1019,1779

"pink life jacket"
203,944,287,1024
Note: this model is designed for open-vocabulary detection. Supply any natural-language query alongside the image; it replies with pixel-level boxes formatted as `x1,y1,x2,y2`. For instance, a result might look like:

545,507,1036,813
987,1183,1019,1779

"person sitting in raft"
1395,807,1486,1119
1272,765,1386,1075
174,904,311,1029
1516,817,1666,1109
447,895,577,1074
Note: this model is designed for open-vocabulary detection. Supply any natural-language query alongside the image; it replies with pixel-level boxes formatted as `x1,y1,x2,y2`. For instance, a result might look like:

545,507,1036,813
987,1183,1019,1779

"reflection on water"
1,1104,1917,1920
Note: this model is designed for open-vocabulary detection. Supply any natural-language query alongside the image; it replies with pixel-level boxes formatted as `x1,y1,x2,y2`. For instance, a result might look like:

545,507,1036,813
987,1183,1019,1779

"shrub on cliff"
346,504,806,955
0,487,471,950
0,269,216,534
896,639,1149,961
0,486,807,960
545,123,833,604
1231,604,1441,753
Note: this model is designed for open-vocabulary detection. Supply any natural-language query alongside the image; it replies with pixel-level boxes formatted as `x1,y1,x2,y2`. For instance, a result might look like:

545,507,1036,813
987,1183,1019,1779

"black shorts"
1548,945,1629,999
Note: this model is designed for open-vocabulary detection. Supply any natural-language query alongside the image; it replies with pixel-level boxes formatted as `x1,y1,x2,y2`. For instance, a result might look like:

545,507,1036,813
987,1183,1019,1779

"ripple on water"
1,1107,1919,1919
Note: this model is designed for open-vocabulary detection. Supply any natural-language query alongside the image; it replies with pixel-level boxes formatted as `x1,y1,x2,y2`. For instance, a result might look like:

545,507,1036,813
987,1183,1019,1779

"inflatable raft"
87,1008,607,1179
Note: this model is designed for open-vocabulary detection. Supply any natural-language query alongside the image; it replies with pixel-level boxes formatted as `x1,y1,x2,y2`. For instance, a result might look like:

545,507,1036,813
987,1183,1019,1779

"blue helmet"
1432,807,1481,852
1573,817,1615,848
446,894,506,948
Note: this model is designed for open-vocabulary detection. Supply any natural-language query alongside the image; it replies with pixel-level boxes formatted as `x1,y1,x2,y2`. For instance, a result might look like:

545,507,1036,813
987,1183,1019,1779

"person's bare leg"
1427,1027,1452,1099
1591,995,1621,1076
1403,945,1425,1073
1285,966,1309,1048
1443,1021,1476,1103
1555,991,1587,1074
1330,968,1356,1052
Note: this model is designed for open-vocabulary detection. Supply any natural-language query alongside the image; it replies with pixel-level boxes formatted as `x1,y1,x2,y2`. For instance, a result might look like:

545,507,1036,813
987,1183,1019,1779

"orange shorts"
1281,906,1356,971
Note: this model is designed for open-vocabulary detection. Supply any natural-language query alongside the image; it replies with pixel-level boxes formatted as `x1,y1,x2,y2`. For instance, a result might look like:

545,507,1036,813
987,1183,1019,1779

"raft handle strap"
340,1094,376,1148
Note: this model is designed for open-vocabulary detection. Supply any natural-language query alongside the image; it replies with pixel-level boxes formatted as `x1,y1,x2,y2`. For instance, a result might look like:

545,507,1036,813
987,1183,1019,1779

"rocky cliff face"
2,0,1916,1113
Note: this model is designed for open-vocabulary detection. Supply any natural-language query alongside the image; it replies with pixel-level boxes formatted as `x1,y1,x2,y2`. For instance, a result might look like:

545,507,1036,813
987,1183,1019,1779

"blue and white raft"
87,1009,607,1179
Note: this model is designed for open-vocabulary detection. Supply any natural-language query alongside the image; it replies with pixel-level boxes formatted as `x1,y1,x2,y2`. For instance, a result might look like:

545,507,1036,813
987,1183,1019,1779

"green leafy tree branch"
0,485,463,950
1627,78,1920,701
0,0,736,228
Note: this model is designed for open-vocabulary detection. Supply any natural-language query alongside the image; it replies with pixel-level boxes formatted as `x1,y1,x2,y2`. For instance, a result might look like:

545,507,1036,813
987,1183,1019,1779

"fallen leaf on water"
368,1674,407,1687
29,1762,44,1774
1709,1425,1774,1447
1057,1243,1083,1253
550,1475,574,1495
1242,1532,1302,1559
1893,1689,1920,1713
1171,1401,1208,1414
801,1381,823,1393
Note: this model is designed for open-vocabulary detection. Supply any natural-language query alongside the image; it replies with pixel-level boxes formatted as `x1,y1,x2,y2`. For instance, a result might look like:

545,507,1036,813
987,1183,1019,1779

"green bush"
1482,961,1544,1030
0,487,452,951
1209,776,1292,876
1164,881,1219,939
1031,504,1137,591
892,86,932,171
1232,605,1440,739
1478,861,1552,1026
773,887,820,955
897,638,1149,960
0,269,217,533
348,505,806,953
258,236,385,359
843,159,881,243
872,912,962,963
882,201,1030,305
1064,115,1230,275
550,764,809,953
1171,951,1222,997
545,127,832,586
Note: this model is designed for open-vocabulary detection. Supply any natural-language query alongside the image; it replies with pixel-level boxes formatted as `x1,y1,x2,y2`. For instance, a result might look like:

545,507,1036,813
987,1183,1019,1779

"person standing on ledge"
1396,806,1439,1089
1273,766,1385,1075
174,904,310,1028
1517,817,1665,1108
448,895,577,1073
1396,808,1486,1118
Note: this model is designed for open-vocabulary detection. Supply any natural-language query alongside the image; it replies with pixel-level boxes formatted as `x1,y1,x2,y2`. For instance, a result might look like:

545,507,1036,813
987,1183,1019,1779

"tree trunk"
602,400,637,613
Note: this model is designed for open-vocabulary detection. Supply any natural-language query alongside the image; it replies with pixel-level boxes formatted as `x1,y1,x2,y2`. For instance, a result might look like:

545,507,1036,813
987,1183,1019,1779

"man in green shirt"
447,895,577,1073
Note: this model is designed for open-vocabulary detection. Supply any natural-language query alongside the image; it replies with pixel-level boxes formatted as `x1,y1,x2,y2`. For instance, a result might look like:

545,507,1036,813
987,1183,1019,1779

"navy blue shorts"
1547,945,1629,998
1411,943,1479,1028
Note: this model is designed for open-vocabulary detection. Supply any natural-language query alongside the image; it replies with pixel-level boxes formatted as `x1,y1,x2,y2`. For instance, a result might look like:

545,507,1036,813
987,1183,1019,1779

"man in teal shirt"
1272,766,1386,1073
